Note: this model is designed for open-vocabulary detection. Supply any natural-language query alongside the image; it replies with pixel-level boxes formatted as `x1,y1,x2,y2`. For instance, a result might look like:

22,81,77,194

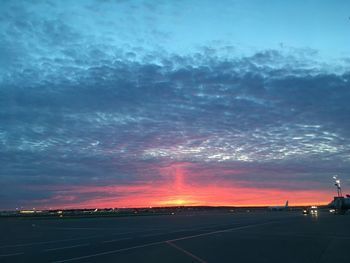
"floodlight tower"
333,175,343,197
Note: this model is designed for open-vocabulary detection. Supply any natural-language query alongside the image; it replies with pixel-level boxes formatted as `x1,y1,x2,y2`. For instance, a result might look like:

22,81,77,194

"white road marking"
44,243,90,252
166,241,207,263
138,223,237,239
44,227,107,230
0,228,161,249
0,235,99,249
102,237,132,243
42,226,164,232
52,220,278,263
249,232,350,240
139,232,167,238
0,252,24,257
52,241,166,263
166,221,275,243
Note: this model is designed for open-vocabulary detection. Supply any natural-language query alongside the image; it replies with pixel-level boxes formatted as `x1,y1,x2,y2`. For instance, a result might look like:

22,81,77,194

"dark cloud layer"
1,0,350,209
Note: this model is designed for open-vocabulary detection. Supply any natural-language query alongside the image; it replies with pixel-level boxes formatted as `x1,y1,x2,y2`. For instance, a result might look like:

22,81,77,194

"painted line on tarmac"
42,226,164,232
52,220,279,263
166,241,207,263
0,223,234,250
134,225,221,239
0,235,100,249
52,241,166,263
137,222,243,239
44,243,90,252
102,237,132,243
0,252,24,258
252,232,350,240
166,221,276,243
139,232,168,238
43,227,108,231
0,228,161,249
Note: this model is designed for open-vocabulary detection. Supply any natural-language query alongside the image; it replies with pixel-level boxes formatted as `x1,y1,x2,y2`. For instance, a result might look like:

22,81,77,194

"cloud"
1,0,350,209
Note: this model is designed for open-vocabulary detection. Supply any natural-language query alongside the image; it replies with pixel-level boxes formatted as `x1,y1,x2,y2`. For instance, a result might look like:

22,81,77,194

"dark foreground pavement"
0,210,349,263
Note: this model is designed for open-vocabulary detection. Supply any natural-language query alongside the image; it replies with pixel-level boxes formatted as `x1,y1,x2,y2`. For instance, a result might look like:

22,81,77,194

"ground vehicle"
302,206,318,215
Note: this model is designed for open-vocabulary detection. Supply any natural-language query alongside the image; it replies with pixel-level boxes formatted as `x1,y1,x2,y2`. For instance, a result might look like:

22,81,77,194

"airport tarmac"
0,210,349,263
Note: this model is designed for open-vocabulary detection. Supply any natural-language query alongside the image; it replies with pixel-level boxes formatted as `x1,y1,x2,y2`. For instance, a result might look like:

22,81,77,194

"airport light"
333,175,343,197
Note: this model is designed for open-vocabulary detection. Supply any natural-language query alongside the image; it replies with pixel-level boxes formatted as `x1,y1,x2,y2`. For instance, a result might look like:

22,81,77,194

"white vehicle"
302,206,318,215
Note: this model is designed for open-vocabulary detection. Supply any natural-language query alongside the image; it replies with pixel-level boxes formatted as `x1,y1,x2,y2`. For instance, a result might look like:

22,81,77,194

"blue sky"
0,0,350,209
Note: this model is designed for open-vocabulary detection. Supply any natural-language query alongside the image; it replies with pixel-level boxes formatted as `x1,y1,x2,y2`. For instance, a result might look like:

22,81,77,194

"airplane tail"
285,200,289,208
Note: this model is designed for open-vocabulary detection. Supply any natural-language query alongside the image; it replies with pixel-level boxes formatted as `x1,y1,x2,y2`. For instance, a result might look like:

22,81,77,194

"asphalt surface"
0,210,349,263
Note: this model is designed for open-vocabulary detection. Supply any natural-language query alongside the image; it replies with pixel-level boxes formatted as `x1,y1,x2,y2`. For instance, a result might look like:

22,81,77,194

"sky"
1,0,350,210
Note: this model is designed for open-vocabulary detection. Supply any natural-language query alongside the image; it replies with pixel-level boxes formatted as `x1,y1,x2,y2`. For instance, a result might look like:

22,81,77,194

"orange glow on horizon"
33,182,333,210
30,162,335,210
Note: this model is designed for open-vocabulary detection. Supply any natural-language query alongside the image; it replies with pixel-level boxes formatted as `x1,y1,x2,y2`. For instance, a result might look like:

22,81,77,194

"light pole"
333,176,342,197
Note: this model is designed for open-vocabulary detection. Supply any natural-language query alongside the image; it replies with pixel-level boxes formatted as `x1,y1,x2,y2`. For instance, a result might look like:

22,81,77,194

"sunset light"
2,2,350,262
1,0,349,211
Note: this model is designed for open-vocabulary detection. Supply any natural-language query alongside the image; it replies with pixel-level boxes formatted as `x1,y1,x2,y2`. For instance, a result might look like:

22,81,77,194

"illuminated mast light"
333,175,342,197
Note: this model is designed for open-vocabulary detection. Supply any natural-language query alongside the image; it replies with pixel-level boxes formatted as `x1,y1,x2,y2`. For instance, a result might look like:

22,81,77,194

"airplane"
268,200,289,211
